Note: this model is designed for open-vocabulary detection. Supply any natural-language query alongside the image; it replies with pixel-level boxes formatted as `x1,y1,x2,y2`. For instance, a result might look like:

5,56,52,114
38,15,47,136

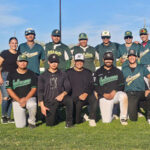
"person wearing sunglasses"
18,28,45,75
118,31,140,68
95,31,120,67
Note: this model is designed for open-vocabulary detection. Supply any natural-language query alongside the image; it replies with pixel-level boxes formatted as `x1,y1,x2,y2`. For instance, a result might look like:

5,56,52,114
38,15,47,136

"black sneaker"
65,121,73,128
28,123,36,129
1,117,8,124
7,118,15,123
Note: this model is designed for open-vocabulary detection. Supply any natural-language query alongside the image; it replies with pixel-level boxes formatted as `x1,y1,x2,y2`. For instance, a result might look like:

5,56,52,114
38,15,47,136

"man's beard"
104,62,113,68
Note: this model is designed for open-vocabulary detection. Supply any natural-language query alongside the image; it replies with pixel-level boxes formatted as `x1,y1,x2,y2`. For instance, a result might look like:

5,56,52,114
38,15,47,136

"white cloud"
0,4,26,27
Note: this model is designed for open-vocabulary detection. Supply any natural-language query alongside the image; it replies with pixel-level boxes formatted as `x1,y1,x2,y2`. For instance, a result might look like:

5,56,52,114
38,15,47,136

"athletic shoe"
113,114,119,120
147,119,150,124
1,117,8,124
138,112,144,118
28,123,36,129
83,114,90,122
7,118,15,123
120,119,128,126
89,119,96,127
65,122,73,128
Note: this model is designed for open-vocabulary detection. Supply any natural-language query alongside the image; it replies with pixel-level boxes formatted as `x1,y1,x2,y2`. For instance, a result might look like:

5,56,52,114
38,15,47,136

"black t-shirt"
6,70,37,98
0,50,20,73
66,68,93,98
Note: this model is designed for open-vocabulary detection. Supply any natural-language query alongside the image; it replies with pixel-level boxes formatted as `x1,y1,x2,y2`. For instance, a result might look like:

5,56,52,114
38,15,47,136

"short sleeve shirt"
0,50,20,73
6,70,37,98
18,43,45,74
122,64,150,91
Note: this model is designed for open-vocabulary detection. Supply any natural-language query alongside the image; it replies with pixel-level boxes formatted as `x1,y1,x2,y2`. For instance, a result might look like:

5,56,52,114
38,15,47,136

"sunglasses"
124,36,133,39
140,33,147,36
102,36,110,39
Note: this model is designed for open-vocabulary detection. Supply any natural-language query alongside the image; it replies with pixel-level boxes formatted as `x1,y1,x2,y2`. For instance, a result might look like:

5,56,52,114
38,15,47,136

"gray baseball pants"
12,97,37,128
99,91,128,123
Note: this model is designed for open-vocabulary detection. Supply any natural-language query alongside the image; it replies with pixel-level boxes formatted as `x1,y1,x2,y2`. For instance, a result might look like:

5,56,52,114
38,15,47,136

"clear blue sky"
0,0,150,50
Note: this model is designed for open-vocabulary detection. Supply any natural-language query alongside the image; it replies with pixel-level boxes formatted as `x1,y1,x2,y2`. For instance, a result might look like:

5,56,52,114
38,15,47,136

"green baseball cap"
51,29,61,36
78,33,88,40
139,28,148,35
124,31,133,38
17,54,28,62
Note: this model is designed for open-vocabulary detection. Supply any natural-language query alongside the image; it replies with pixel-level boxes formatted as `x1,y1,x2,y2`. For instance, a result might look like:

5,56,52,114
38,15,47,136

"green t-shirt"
95,42,119,66
71,45,96,72
45,42,72,71
122,64,149,91
18,43,45,75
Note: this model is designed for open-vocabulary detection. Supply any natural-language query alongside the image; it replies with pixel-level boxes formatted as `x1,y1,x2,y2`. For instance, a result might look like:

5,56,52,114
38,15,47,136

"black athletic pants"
127,91,150,121
73,93,98,124
45,95,73,126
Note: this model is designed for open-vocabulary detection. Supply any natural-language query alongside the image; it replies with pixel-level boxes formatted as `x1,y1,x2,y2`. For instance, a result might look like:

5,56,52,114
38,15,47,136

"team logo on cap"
56,30,59,33
53,55,56,58
107,53,111,57
126,32,130,35
141,29,146,33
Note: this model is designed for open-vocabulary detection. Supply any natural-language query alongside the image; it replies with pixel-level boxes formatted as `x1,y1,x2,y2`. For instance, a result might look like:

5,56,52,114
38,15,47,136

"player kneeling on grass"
6,54,37,128
66,53,98,127
94,52,128,125
38,54,73,128
122,49,150,123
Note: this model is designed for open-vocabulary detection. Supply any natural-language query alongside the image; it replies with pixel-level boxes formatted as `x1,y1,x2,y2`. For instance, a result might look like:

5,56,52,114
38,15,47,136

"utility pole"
59,0,62,41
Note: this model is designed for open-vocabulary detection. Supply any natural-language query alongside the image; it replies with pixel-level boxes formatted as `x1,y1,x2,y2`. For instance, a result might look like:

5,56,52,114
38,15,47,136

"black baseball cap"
128,49,137,57
103,51,114,60
48,54,59,63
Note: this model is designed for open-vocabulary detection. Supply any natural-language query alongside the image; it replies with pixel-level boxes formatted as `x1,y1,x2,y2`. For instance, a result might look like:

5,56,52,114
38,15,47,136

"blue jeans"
1,72,12,118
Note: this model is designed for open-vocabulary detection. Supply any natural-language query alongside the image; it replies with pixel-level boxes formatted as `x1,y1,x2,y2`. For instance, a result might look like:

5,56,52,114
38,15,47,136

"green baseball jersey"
71,45,96,72
18,43,45,75
118,43,140,68
122,64,149,91
95,42,119,66
139,40,150,65
45,42,72,71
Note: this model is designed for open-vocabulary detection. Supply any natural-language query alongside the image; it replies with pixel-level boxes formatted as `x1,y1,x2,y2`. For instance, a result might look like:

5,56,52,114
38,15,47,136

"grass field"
1,108,150,150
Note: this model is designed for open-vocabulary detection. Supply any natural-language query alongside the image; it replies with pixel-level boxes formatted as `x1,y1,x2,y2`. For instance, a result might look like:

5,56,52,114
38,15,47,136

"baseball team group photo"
1,0,150,150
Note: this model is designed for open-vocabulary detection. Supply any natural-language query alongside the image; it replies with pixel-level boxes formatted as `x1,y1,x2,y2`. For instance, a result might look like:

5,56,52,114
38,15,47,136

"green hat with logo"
51,29,61,36
17,54,28,62
78,33,88,40
139,28,148,35
124,31,133,38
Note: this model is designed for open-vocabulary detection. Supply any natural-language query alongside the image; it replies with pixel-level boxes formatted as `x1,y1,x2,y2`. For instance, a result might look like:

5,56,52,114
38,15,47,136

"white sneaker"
89,119,96,127
120,119,128,126
83,114,90,121
113,114,119,120
147,119,150,124
138,112,144,118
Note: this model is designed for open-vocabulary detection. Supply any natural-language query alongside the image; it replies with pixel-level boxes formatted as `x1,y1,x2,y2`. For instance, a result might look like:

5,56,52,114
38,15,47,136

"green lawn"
0,110,150,150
